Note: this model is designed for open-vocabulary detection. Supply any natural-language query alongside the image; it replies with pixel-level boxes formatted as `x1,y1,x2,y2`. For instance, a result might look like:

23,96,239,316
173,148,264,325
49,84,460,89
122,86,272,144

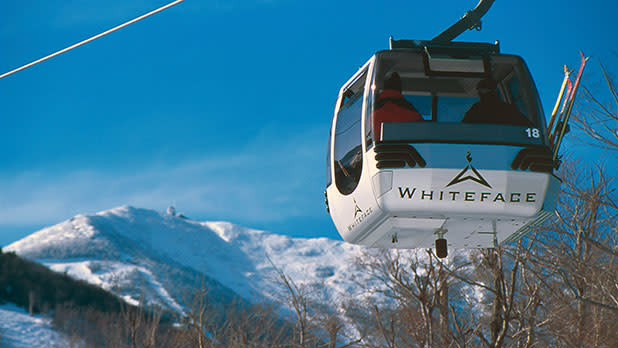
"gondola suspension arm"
431,0,496,43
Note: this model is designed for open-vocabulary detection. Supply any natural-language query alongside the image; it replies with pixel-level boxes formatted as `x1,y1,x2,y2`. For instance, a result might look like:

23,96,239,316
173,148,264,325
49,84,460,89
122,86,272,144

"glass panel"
506,75,527,116
406,95,432,120
364,78,375,148
437,96,479,122
370,51,547,146
334,72,366,195
428,57,485,73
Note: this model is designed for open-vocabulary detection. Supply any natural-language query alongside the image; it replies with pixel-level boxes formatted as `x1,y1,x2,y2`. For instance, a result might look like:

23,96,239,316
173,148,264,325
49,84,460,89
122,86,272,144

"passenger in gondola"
372,72,422,142
463,78,533,126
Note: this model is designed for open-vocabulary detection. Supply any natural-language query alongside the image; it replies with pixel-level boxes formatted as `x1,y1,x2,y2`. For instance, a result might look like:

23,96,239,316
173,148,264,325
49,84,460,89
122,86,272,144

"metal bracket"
434,219,449,239
431,0,496,43
478,221,498,247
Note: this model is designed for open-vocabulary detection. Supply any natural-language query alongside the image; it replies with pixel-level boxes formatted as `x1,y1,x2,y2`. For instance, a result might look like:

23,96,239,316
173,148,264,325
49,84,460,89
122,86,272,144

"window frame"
332,66,370,196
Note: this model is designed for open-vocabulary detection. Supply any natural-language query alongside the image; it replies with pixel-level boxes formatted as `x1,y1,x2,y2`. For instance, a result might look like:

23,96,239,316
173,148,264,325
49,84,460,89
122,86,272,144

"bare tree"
358,249,471,348
269,255,314,347
451,246,521,348
180,288,215,348
573,58,618,151
525,162,618,347
505,238,551,348
516,57,618,347
176,286,292,348
268,254,364,348
120,300,162,348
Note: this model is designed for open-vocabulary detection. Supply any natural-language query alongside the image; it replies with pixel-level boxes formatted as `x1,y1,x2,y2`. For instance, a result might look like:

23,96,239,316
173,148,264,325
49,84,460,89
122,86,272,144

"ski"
552,51,589,159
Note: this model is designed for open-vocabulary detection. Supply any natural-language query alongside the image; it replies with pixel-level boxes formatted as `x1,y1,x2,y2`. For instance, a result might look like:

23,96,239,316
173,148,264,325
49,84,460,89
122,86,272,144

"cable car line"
0,0,185,80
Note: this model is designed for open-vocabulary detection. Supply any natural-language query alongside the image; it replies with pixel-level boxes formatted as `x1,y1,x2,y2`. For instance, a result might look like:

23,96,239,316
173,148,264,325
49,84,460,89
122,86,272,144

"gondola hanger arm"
431,0,496,43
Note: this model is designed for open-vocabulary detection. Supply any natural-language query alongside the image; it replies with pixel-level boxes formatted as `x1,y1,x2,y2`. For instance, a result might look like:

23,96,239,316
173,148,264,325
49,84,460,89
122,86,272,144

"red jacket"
372,89,422,141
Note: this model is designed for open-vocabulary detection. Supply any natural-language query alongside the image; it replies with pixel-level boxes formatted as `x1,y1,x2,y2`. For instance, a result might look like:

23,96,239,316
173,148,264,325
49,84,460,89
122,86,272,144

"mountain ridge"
5,205,375,313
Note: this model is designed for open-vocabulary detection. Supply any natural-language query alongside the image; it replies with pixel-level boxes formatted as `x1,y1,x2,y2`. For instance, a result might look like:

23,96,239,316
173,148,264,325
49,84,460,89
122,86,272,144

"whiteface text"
397,187,537,203
347,206,373,232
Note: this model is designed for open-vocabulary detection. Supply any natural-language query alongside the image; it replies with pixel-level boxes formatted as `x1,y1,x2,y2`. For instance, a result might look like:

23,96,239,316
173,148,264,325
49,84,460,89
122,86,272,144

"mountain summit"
5,206,372,312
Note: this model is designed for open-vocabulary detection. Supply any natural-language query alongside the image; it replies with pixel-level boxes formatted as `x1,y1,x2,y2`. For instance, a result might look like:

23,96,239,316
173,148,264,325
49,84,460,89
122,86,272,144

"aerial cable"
0,0,185,80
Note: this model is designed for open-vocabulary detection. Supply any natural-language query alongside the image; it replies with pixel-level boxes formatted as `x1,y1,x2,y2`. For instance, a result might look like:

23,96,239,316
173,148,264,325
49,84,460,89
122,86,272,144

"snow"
3,205,465,345
43,259,184,313
0,303,72,348
5,206,379,308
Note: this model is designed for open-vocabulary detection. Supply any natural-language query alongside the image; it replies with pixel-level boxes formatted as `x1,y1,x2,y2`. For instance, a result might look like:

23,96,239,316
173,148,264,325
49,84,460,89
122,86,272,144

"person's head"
384,72,402,92
476,78,497,98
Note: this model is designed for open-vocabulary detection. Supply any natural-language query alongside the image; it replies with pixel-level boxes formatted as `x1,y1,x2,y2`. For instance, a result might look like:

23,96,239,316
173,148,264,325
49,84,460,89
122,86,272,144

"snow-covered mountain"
4,206,377,314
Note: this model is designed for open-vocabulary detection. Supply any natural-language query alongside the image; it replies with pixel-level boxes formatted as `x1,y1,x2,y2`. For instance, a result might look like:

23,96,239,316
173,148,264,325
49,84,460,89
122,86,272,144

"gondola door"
326,59,386,245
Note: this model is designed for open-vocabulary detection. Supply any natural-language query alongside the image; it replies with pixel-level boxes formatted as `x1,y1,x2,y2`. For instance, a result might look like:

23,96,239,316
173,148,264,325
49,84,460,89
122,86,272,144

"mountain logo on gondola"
353,199,363,219
347,198,373,232
445,152,492,189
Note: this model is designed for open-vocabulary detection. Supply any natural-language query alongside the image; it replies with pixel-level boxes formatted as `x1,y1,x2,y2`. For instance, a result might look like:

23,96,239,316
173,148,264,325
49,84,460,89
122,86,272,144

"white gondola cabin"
325,40,560,257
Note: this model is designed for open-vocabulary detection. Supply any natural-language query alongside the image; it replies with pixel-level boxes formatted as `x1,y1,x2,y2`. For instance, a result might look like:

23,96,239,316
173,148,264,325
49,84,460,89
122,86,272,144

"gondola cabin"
325,40,560,256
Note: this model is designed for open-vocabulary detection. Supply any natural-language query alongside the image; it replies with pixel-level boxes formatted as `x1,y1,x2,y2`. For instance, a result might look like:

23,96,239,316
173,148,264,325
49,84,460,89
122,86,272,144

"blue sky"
1,0,616,246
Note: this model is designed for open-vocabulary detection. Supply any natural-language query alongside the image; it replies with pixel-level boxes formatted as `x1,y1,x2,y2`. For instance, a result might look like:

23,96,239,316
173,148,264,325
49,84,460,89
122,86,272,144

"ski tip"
563,64,572,75
579,51,589,62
